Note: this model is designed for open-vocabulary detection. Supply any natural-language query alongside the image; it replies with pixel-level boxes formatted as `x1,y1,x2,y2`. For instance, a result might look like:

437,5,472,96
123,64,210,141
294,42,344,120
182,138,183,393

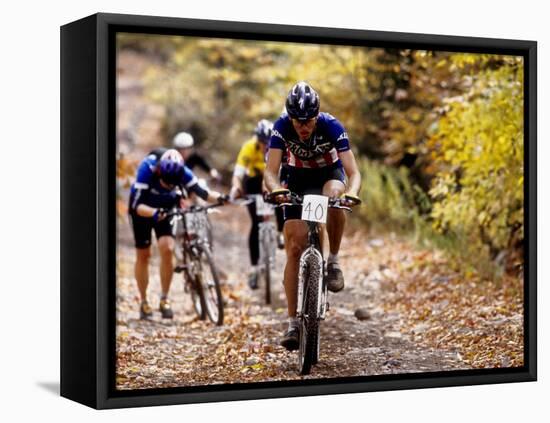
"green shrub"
356,158,430,238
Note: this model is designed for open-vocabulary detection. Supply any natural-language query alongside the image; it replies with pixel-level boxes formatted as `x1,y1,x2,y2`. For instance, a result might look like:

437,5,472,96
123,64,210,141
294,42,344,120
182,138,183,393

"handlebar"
265,191,356,212
230,194,264,207
164,200,226,219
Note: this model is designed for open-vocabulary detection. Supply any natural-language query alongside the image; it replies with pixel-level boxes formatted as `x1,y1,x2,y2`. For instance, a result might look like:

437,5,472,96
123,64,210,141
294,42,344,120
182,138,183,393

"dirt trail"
115,205,470,390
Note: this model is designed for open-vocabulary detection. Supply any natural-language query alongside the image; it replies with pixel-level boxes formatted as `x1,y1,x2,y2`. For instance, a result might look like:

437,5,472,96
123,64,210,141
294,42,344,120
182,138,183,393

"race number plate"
255,195,274,216
301,195,328,223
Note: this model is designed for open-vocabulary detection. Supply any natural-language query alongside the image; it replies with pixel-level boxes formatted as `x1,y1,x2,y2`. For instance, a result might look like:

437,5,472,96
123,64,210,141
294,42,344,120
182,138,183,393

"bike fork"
319,269,329,319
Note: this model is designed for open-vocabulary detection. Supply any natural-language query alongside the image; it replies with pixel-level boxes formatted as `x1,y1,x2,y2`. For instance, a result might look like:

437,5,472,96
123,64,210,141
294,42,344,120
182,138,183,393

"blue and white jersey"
269,112,350,168
129,149,200,212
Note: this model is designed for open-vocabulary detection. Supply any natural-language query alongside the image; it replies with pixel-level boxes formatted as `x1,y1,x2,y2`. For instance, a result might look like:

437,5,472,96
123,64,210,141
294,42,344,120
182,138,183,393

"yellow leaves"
450,54,477,68
436,59,448,68
428,173,454,199
427,57,524,262
443,148,456,162
477,211,489,226
248,363,266,372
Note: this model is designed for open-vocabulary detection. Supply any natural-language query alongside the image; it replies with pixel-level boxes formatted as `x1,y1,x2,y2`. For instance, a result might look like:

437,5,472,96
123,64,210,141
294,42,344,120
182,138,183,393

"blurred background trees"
116,33,524,278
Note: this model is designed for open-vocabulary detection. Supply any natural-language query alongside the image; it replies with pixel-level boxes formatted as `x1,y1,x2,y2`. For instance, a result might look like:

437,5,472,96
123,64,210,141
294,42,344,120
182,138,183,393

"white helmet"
173,132,194,149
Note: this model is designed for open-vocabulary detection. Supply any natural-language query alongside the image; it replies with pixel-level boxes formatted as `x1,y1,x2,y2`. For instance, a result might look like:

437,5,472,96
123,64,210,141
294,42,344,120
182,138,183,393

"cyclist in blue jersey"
264,81,362,350
129,148,227,319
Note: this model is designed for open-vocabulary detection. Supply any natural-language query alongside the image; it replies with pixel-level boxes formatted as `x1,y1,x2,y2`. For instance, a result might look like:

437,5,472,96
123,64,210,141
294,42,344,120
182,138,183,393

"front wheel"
182,250,206,320
180,245,206,320
197,247,224,326
298,255,322,375
189,280,206,319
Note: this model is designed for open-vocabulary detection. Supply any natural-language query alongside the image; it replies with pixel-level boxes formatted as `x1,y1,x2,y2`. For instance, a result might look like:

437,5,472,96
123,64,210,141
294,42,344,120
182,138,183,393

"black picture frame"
60,12,537,409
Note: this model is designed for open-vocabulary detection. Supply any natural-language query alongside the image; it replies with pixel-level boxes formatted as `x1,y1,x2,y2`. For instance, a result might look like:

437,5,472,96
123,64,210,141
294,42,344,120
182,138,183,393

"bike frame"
170,202,225,324
172,204,221,277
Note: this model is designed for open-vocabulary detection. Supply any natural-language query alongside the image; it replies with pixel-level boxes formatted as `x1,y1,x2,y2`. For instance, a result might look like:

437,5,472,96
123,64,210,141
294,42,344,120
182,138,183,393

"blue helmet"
255,119,273,143
158,149,185,185
285,81,320,121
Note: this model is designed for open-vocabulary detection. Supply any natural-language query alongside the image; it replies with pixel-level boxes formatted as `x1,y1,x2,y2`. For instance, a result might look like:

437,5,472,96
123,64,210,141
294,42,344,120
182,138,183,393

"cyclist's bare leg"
283,219,309,317
135,247,151,302
157,236,175,297
323,180,346,255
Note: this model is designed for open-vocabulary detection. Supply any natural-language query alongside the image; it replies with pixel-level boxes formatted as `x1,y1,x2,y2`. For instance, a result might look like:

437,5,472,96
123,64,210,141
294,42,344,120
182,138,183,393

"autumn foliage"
116,35,524,277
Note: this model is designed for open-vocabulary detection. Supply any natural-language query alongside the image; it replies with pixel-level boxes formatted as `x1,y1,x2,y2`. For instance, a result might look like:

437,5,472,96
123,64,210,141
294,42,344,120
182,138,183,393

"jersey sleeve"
235,143,252,168
129,156,156,211
180,165,199,189
188,184,209,201
134,155,156,187
180,166,209,201
327,116,350,152
269,118,286,150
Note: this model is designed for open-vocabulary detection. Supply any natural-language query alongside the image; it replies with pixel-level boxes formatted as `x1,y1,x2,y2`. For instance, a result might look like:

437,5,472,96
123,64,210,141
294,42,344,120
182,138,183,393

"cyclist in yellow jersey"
234,137,267,181
230,120,275,289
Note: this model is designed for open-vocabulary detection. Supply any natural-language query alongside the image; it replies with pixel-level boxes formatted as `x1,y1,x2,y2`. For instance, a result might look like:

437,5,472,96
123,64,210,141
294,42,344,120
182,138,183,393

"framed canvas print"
60,13,537,409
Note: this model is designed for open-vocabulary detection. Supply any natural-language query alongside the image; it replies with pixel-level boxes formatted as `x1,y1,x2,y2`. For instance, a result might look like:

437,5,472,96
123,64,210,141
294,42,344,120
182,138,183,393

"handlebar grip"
266,188,291,203
153,208,168,222
218,194,230,204
343,193,362,206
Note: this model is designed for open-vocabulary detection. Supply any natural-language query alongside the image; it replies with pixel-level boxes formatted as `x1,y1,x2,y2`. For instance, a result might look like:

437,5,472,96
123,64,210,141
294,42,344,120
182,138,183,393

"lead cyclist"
264,81,362,350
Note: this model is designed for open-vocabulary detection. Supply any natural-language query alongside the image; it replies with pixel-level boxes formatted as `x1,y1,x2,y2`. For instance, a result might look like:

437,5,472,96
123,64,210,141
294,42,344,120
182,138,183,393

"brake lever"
331,205,352,212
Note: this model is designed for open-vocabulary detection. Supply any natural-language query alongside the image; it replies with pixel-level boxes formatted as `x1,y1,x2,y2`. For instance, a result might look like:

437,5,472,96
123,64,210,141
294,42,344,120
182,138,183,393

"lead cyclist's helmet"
255,119,273,144
158,149,185,185
285,81,320,121
173,131,194,149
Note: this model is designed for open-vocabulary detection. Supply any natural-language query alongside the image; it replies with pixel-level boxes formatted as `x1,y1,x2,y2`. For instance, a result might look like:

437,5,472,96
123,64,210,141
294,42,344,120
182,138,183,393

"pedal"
174,265,186,273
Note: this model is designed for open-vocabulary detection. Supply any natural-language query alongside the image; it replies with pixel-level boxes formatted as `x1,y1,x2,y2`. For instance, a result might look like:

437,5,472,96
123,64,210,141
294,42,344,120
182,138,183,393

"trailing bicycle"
168,200,226,325
236,194,278,304
266,191,357,374
253,194,278,304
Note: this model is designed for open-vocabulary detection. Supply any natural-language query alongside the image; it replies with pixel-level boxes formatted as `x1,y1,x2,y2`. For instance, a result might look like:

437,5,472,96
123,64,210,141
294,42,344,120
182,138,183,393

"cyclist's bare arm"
230,168,244,198
264,148,283,192
231,173,243,189
206,190,225,203
339,149,362,197
136,204,157,218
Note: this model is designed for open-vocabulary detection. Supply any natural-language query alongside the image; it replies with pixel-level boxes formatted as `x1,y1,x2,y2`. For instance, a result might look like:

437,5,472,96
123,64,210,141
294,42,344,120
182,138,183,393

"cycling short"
283,163,346,221
129,212,175,249
243,174,263,195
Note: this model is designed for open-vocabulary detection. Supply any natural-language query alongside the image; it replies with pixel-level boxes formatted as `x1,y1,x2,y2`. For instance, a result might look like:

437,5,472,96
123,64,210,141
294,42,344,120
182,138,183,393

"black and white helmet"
285,81,320,121
255,119,273,143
